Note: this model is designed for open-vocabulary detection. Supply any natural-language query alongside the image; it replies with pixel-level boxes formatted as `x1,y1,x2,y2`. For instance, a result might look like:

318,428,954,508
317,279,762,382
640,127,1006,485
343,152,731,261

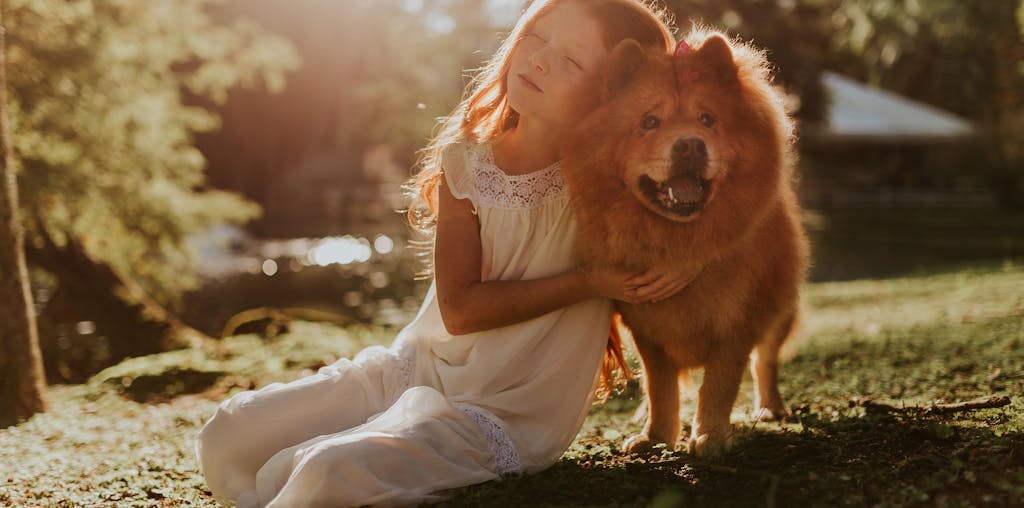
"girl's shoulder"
442,141,567,211
440,139,486,177
439,141,477,204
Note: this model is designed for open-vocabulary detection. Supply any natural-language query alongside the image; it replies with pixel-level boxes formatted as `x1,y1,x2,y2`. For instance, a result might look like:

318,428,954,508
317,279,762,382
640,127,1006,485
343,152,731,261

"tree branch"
851,395,1011,415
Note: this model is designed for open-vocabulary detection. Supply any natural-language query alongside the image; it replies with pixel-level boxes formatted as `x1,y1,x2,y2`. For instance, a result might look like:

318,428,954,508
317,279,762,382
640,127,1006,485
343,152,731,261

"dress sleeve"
440,142,479,215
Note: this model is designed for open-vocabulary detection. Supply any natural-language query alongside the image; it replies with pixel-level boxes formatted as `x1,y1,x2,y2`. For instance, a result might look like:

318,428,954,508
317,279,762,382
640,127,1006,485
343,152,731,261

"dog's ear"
603,39,646,101
695,33,737,83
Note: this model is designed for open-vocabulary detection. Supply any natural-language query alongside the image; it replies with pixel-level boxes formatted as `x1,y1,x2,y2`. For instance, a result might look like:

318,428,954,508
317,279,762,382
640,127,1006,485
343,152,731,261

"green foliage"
827,0,1015,117
5,0,300,304
827,0,1024,203
333,0,494,154
199,0,504,188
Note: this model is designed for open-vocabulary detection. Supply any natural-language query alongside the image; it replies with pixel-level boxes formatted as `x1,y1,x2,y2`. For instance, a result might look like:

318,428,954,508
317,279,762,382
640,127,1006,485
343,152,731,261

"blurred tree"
194,0,503,236
827,0,1020,116
4,0,300,373
827,0,1024,205
0,0,47,426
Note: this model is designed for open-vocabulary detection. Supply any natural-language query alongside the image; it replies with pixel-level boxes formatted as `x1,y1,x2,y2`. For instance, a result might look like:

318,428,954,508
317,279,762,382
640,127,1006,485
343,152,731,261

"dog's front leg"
623,341,680,453
688,350,746,457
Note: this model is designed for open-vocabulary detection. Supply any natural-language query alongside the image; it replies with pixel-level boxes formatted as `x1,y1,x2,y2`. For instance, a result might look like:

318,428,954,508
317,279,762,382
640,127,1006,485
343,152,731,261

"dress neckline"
482,142,562,180
463,141,567,210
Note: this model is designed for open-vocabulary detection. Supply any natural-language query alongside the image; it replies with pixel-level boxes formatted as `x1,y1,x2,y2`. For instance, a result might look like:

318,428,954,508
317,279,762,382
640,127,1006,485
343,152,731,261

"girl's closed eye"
529,29,584,71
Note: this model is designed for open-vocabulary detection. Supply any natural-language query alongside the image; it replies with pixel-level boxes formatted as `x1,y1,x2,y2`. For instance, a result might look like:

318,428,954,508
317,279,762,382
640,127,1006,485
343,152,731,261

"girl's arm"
434,177,635,335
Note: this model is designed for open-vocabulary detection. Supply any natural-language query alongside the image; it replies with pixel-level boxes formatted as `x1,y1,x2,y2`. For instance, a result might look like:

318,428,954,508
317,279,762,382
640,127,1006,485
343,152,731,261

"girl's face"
507,1,610,127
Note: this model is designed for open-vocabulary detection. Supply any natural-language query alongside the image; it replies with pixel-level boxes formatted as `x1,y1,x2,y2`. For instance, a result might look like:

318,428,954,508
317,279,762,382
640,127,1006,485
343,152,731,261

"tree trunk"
990,0,1024,207
0,1,48,428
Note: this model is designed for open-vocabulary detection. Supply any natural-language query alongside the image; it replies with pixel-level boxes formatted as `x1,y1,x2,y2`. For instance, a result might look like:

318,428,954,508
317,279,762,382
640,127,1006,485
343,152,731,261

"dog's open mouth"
639,172,710,217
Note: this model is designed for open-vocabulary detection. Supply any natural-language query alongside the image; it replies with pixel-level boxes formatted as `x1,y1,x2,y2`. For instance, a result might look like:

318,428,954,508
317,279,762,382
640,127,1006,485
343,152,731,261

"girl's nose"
529,47,551,75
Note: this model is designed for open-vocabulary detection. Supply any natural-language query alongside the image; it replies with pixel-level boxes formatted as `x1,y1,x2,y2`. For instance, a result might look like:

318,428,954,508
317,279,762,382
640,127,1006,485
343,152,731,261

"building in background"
803,72,983,207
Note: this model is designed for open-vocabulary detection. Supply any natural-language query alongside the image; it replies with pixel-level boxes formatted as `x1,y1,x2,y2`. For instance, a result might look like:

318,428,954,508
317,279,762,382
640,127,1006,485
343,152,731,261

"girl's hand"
580,265,644,304
625,265,702,304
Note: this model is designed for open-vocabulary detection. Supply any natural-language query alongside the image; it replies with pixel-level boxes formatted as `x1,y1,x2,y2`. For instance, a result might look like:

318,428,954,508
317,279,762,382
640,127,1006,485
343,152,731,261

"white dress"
195,140,613,507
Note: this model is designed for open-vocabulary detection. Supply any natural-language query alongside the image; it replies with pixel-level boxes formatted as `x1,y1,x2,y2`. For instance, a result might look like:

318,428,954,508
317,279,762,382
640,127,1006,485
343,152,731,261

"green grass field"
1,261,1022,507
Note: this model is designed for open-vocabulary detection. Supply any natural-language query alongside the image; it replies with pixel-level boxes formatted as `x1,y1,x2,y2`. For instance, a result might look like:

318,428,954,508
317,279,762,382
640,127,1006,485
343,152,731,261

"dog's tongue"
667,174,703,203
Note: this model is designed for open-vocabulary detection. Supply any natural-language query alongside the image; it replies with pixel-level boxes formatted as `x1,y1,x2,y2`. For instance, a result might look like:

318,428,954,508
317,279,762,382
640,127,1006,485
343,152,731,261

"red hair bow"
674,39,692,56
674,39,699,83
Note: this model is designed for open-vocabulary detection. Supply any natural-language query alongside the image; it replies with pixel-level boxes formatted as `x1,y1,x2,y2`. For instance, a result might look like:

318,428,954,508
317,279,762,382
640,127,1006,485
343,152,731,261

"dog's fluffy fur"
562,29,810,456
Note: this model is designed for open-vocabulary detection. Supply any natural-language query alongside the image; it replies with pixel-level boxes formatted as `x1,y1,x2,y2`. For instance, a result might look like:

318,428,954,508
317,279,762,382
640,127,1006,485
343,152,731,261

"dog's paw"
622,434,668,455
686,431,732,457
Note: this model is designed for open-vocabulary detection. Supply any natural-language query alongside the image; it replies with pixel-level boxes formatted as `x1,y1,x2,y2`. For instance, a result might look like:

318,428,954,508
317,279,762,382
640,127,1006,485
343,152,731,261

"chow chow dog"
562,29,810,456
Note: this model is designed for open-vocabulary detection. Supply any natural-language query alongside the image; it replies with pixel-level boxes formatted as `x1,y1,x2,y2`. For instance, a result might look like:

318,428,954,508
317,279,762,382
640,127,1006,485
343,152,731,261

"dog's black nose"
671,137,708,177
672,137,707,159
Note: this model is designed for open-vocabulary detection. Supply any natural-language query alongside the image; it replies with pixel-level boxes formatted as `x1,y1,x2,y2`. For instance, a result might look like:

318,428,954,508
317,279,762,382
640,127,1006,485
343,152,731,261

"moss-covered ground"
2,261,1022,507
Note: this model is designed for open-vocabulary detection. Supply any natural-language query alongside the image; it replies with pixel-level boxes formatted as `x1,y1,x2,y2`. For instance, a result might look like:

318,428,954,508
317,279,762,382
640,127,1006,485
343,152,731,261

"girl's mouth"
518,74,542,92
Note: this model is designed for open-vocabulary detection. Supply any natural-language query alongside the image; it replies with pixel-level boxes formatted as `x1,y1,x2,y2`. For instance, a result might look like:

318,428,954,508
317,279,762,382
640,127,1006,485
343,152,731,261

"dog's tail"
595,311,633,403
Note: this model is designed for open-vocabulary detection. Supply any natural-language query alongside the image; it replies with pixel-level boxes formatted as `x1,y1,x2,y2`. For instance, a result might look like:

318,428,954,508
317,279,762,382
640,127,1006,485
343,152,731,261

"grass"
1,261,1022,507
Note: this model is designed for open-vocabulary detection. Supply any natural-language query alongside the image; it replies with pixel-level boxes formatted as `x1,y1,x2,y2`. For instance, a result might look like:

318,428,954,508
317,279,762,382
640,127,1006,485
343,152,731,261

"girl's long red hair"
403,0,676,401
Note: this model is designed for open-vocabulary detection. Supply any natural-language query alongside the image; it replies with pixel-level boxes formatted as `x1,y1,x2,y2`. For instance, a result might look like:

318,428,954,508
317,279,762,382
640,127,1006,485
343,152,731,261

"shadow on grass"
438,409,1023,508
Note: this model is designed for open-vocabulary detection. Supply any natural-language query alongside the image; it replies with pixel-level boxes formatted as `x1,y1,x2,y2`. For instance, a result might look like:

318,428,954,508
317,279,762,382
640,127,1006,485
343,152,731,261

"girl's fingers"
629,268,699,301
647,285,675,303
657,281,688,301
663,277,693,297
644,275,692,303
625,268,657,287
634,276,673,301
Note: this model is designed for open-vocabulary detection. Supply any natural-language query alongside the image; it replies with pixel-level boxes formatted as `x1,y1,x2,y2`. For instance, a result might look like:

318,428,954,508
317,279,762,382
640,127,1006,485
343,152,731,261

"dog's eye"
640,114,660,130
699,112,715,128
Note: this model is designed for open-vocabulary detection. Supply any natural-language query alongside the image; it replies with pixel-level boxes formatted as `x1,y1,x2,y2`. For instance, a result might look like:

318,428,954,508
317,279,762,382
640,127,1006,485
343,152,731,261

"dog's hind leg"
750,311,797,421
623,342,681,454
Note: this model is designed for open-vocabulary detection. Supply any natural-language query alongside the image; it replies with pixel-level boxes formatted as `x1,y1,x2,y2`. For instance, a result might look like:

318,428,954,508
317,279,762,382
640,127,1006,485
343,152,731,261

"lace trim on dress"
466,142,566,210
452,402,523,479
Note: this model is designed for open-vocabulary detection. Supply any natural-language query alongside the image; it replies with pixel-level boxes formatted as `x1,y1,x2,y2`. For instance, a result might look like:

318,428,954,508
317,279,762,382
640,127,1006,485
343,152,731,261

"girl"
195,1,686,506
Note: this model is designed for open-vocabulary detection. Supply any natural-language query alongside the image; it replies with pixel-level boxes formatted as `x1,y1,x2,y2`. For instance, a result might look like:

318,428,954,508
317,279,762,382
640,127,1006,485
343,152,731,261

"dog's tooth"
668,187,675,202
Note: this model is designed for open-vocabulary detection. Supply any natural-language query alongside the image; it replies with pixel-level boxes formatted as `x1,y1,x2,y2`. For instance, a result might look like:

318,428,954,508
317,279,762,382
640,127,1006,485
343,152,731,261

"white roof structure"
812,71,978,143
